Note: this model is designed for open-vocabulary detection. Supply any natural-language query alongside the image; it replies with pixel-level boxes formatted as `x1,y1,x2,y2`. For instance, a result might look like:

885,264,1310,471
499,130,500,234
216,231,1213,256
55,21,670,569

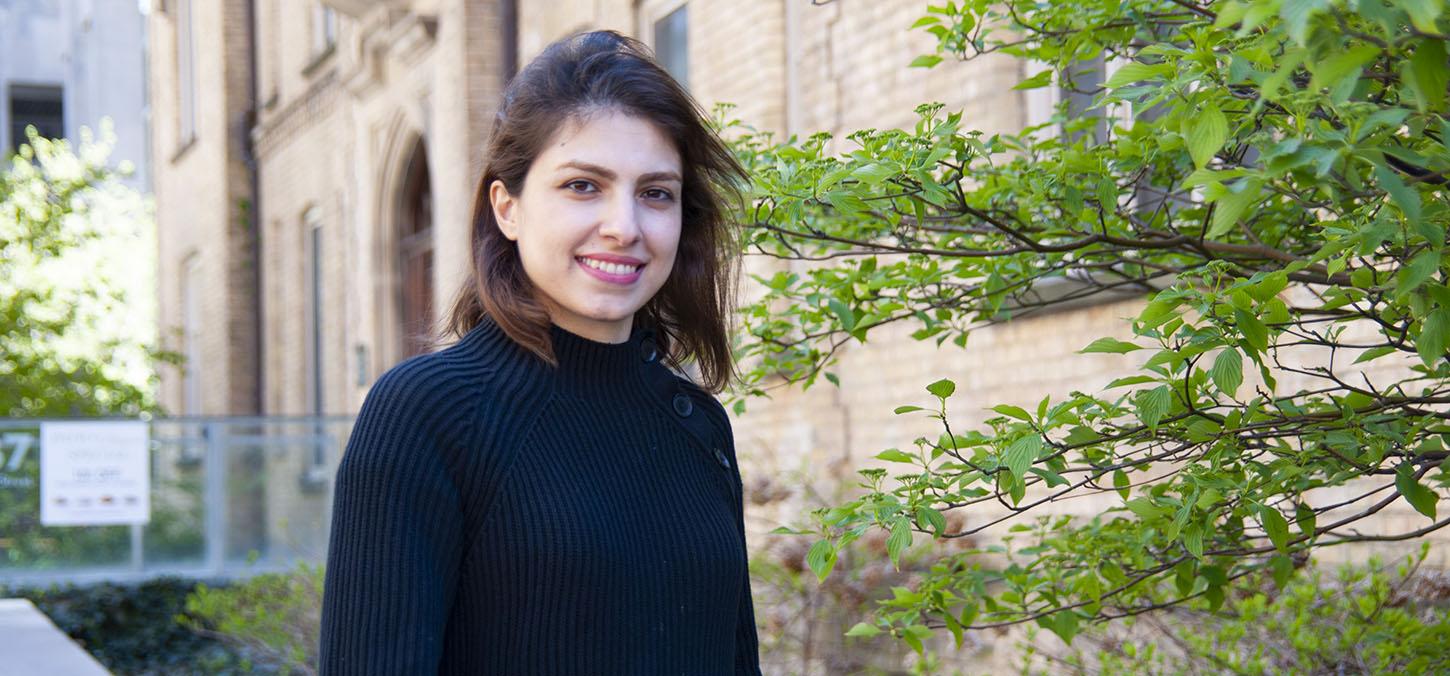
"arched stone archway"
371,111,434,369
396,140,434,358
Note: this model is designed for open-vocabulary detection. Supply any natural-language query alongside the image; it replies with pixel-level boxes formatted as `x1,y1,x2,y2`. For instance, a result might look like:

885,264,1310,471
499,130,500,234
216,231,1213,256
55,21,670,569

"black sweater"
318,316,762,674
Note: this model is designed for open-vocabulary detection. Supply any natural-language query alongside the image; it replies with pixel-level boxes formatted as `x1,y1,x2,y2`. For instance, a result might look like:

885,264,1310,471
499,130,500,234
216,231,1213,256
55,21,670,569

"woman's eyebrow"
556,160,681,184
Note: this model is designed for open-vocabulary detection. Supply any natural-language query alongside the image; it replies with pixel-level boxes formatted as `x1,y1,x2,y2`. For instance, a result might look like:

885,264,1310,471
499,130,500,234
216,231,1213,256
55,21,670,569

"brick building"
147,0,1443,670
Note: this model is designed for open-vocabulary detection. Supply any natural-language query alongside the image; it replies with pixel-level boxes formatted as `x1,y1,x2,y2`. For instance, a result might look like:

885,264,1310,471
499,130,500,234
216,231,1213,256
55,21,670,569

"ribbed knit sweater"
318,316,762,675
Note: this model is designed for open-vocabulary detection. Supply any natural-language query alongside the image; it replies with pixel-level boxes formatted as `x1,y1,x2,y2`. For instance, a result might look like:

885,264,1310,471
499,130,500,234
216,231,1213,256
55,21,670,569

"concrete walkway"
0,599,110,675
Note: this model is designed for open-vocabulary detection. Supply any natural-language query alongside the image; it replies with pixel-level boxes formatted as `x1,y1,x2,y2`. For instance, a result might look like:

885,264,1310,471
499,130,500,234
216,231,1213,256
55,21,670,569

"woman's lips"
576,256,644,285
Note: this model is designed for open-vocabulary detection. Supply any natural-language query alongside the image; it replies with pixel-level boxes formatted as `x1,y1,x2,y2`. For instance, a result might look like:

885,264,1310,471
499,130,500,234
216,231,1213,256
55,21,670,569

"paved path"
0,598,110,675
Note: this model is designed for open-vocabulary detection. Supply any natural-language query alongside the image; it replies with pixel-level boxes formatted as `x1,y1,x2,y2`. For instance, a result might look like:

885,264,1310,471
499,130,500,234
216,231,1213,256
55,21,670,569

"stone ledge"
0,599,110,675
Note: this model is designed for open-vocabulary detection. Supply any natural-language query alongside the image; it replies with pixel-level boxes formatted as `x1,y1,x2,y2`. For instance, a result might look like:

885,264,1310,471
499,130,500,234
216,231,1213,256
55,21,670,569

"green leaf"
1396,464,1439,519
1309,44,1380,92
1279,0,1328,45
1234,307,1269,354
1211,347,1244,397
1188,103,1229,169
1395,249,1440,300
1037,610,1080,643
1079,336,1142,354
926,378,956,399
990,404,1033,421
875,448,916,463
1030,466,1068,487
916,506,947,535
1126,497,1168,520
1294,502,1318,541
1002,434,1042,481
806,539,837,582
1401,0,1445,35
1106,375,1158,389
1353,346,1397,364
900,623,931,654
1417,308,1450,368
1013,68,1054,90
845,622,882,638
853,162,896,186
828,298,857,330
1134,386,1172,429
1105,62,1169,89
1270,554,1295,588
1183,524,1204,559
1113,469,1131,500
1207,179,1262,239
909,54,943,69
886,518,912,568
909,15,940,29
1375,164,1422,227
893,405,926,414
1258,505,1291,553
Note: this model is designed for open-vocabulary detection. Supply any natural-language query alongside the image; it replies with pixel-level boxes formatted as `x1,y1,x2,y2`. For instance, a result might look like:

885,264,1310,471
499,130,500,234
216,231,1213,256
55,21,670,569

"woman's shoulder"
669,373,733,433
358,333,551,431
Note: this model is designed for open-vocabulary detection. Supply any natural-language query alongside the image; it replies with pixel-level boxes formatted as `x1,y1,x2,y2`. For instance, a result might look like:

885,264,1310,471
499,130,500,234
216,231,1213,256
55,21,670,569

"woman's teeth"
580,257,641,275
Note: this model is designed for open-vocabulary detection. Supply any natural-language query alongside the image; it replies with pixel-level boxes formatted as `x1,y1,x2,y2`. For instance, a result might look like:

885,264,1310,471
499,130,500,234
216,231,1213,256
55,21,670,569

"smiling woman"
318,30,761,675
488,111,684,344
450,29,745,393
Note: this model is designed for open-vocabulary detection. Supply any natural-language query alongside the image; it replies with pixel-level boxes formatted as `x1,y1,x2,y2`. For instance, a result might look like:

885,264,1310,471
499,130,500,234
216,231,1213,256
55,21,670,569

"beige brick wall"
148,0,258,417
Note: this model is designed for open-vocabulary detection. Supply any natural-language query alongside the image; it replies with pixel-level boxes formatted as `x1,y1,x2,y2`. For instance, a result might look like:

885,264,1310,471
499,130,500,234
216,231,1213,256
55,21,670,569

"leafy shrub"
181,562,324,675
2,576,252,674
1030,547,1450,675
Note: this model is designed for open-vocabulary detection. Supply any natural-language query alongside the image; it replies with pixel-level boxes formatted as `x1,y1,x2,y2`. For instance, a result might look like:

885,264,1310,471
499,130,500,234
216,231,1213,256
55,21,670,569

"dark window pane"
9,84,64,151
654,5,688,88
398,142,434,359
1062,57,1105,146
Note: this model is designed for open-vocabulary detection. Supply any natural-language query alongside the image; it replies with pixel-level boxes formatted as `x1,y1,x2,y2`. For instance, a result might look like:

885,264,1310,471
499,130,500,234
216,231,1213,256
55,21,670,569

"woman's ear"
490,180,520,241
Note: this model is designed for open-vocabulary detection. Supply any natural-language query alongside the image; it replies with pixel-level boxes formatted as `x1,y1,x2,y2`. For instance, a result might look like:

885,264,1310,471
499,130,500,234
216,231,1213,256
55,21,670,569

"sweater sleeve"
734,547,763,675
722,411,763,675
319,366,467,675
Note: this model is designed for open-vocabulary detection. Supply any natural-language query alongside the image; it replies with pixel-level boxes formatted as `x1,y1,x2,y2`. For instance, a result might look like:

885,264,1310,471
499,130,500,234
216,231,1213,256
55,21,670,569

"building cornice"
251,71,344,159
250,8,437,160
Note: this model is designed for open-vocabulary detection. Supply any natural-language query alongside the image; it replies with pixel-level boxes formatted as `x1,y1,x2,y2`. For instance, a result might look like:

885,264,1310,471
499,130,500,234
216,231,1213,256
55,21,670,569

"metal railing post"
203,421,227,575
129,524,143,573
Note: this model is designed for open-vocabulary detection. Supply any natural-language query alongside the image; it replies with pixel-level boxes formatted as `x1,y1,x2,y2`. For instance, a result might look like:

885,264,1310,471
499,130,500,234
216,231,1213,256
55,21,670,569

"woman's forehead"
535,111,682,177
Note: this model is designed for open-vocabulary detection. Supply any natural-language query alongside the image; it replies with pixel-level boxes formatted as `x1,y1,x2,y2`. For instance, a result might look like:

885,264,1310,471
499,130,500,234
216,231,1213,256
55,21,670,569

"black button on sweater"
318,316,762,675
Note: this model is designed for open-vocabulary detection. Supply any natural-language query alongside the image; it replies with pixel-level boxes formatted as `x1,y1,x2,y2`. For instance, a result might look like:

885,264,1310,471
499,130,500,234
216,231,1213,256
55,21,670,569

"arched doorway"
397,141,434,358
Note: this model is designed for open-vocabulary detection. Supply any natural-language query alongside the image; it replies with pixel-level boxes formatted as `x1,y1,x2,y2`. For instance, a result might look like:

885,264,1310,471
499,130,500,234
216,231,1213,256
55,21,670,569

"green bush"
2,577,253,674
1032,547,1450,675
181,562,324,675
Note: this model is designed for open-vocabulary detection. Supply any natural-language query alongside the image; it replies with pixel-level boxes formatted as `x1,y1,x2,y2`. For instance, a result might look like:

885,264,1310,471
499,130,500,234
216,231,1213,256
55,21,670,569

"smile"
576,256,645,284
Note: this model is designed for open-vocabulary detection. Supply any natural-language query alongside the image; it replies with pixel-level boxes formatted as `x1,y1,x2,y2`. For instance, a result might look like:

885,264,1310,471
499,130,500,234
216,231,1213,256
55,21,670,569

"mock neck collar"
458,314,661,388
547,320,656,379
456,314,720,453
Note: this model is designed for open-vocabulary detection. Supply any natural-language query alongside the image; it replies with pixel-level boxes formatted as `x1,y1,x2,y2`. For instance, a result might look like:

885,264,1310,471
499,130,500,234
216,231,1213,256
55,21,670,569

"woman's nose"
597,194,642,245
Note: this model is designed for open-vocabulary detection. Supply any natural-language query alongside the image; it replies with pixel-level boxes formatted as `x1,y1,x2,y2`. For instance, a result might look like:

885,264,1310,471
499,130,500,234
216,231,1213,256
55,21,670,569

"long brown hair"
445,30,745,393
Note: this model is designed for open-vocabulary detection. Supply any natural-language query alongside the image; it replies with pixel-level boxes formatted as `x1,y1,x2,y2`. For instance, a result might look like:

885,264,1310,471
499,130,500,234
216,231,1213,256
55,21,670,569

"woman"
318,30,761,675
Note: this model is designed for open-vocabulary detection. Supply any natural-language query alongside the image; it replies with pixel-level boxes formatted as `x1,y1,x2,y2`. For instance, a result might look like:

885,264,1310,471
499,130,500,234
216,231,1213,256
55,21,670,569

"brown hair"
445,30,745,393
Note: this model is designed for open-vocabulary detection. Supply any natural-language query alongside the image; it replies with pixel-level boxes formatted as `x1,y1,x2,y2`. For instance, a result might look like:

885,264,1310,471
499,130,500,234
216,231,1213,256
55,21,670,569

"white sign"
40,421,150,526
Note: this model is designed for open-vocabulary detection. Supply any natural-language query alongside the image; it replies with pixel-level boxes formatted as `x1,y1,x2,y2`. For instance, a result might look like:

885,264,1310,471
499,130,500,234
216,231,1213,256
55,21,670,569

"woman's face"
490,110,683,344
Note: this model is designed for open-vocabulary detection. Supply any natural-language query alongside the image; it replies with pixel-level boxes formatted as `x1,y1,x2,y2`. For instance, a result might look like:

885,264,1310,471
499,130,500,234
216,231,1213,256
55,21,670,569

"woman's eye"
564,180,597,193
642,188,674,202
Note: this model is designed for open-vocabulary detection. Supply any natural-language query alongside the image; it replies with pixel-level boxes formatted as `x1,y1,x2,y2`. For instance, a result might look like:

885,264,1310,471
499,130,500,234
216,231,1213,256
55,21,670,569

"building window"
653,4,688,88
312,3,338,57
181,253,202,415
175,0,197,145
398,142,433,360
304,207,325,416
1062,56,1107,146
7,84,64,152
